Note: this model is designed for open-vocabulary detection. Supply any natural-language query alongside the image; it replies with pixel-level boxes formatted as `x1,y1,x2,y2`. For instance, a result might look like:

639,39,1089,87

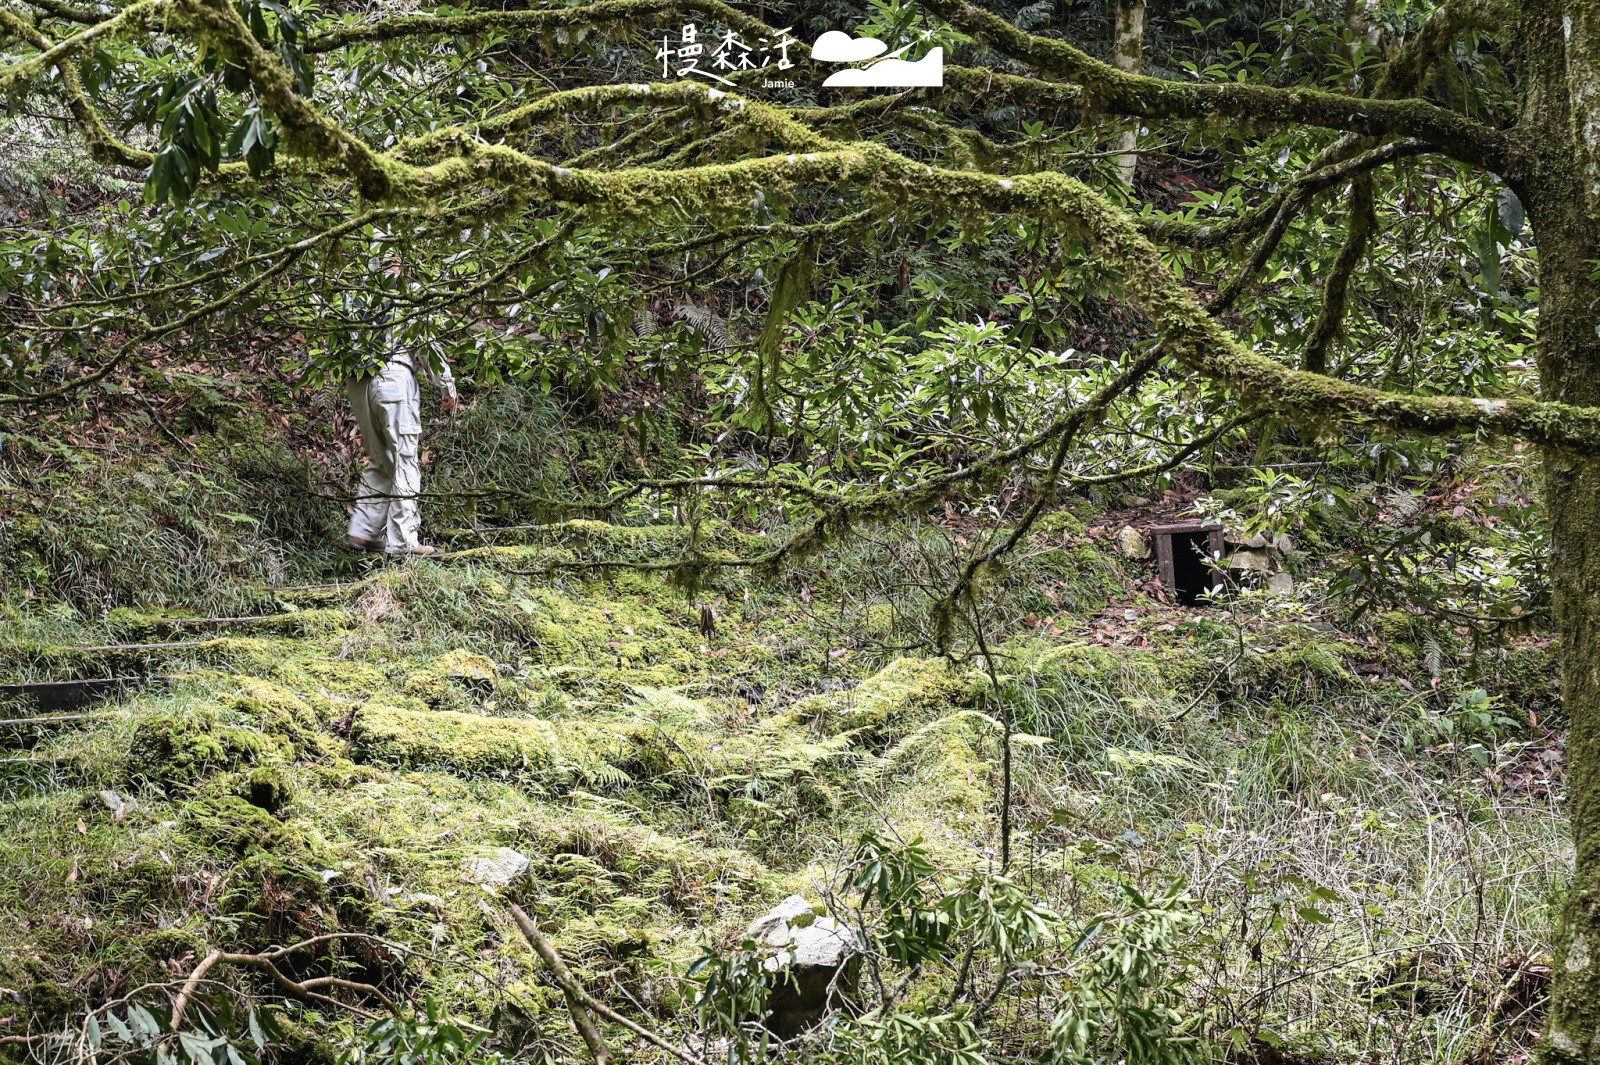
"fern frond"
677,303,732,350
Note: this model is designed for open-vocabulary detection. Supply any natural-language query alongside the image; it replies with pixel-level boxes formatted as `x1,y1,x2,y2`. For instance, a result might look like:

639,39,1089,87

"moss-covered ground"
0,394,1569,1063
0,503,1567,1063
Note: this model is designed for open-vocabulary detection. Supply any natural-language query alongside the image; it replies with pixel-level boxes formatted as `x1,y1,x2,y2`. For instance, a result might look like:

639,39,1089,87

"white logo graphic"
813,29,943,87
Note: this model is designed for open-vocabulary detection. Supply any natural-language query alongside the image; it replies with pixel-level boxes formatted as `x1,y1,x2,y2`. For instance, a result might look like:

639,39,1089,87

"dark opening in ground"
1150,522,1224,607
1169,530,1218,607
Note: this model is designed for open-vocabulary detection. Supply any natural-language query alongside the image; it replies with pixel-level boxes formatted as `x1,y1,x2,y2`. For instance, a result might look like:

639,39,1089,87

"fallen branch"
508,906,612,1065
164,937,402,1021
169,949,223,1029
0,713,118,727
509,905,708,1065
0,753,82,766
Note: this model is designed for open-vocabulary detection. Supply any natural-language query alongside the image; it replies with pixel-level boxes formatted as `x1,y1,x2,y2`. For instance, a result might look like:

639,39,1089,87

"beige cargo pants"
347,359,424,553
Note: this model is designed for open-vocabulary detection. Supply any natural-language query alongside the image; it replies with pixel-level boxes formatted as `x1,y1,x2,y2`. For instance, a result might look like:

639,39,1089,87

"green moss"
106,607,350,639
246,764,290,813
17,980,82,1028
1373,610,1421,662
0,428,1569,1056
1493,641,1560,719
1029,640,1201,695
403,649,500,709
519,587,700,670
273,1018,341,1065
1032,502,1093,538
1234,628,1356,701
233,676,320,726
302,658,387,697
182,793,291,852
125,712,288,787
1371,610,1464,672
353,702,567,775
348,702,714,787
449,518,764,565
517,807,776,915
134,926,210,962
797,657,980,736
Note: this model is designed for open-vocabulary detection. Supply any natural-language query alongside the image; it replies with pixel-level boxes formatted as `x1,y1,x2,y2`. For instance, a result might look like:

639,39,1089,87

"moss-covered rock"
134,926,211,963
125,712,288,788
1494,640,1560,719
233,676,320,729
183,793,293,853
1234,627,1356,700
302,658,387,698
1031,642,1178,688
348,703,721,788
797,657,981,738
402,648,500,710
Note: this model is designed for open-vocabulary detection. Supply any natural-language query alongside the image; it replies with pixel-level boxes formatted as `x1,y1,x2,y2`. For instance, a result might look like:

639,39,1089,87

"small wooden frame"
1148,522,1226,606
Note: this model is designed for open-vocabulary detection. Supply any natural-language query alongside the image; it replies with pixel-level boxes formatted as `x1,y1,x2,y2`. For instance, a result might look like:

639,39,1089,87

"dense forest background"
0,0,1591,1062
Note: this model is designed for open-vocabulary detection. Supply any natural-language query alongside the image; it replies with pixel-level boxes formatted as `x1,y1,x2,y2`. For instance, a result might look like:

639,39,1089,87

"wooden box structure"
1148,521,1226,606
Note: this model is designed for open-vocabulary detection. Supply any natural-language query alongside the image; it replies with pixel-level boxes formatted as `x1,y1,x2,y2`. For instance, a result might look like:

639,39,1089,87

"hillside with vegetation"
0,381,1568,1064
0,0,1592,1062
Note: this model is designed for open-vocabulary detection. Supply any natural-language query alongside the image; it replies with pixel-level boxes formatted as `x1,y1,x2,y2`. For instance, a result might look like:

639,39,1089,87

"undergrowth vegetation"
0,385,1566,1065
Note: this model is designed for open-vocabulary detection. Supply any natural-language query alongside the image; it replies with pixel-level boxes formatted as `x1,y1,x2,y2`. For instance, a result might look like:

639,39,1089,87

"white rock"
762,917,860,972
788,917,860,968
460,847,530,890
1116,525,1148,560
747,894,814,944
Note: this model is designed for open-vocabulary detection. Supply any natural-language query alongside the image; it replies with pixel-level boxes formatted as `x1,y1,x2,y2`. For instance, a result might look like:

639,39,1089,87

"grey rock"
784,918,859,969
744,899,862,1038
460,847,531,890
1267,571,1296,595
1224,549,1273,574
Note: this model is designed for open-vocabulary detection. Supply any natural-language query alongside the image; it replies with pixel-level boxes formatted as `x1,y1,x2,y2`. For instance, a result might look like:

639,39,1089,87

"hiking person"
345,264,458,556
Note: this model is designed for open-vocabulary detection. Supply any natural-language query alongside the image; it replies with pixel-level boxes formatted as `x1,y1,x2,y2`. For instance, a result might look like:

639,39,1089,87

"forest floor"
0,381,1571,1064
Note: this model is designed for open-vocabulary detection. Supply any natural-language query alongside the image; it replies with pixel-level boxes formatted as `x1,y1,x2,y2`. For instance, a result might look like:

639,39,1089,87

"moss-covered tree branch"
1302,174,1376,374
916,0,1514,173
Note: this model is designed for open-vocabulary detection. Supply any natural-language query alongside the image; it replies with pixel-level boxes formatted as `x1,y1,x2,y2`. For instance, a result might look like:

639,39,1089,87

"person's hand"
441,394,459,412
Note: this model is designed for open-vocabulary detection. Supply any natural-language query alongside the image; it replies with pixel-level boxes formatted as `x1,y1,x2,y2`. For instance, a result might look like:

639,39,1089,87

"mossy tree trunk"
1111,0,1144,184
1527,0,1600,1057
